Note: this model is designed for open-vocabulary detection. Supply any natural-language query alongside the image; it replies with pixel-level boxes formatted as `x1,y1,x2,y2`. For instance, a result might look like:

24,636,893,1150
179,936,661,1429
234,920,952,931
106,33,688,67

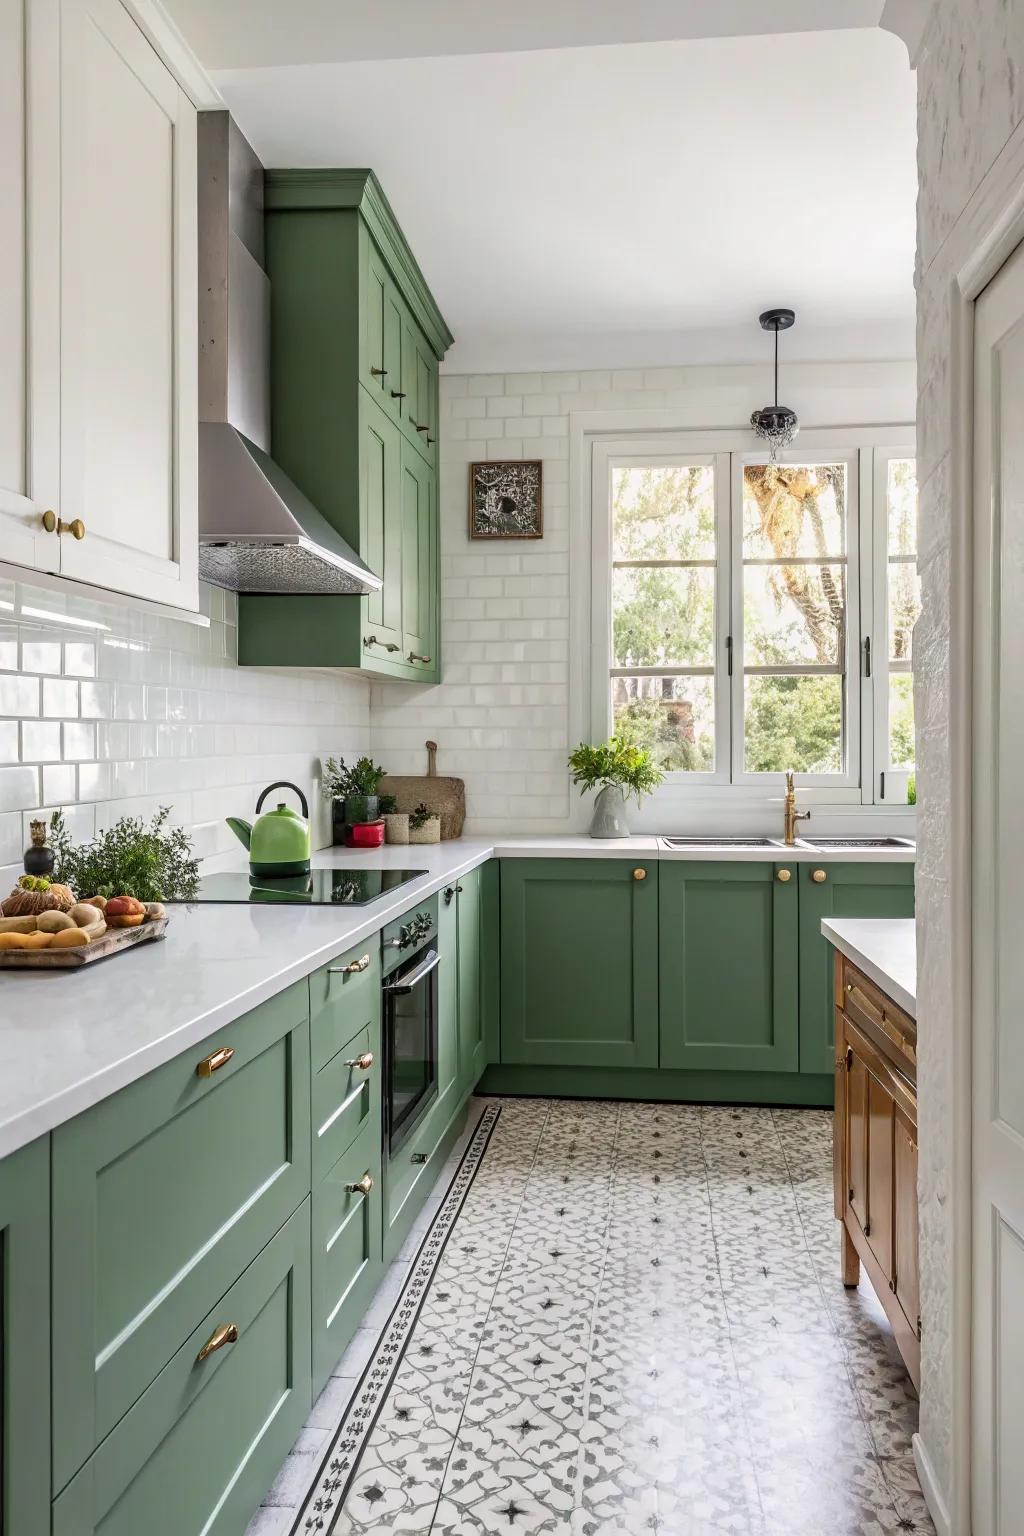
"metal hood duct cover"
197,112,381,597
199,424,381,594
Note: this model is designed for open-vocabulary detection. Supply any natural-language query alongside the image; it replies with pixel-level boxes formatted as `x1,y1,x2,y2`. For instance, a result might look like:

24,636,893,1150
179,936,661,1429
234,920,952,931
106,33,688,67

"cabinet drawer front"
52,985,311,1492
839,957,916,1078
312,1018,381,1184
312,1118,382,1394
53,1203,312,1536
310,941,381,1074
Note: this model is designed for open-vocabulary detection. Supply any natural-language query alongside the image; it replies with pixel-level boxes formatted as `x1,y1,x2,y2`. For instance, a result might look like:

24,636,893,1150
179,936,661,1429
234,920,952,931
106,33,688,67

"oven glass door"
385,946,440,1155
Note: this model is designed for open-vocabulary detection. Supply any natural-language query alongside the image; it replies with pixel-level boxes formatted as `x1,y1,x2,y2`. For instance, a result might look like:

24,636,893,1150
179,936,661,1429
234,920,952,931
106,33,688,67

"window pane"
744,674,843,774
612,465,716,561
613,566,715,668
888,558,921,663
743,563,846,666
613,675,715,773
743,463,847,560
888,672,915,769
887,457,918,557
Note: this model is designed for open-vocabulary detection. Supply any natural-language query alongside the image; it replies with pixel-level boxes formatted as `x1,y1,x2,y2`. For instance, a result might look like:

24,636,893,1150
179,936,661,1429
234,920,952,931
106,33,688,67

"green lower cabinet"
312,1118,383,1397
53,1202,312,1536
0,1136,50,1536
798,861,915,1075
455,865,487,1091
500,859,659,1068
659,861,799,1073
51,984,312,1493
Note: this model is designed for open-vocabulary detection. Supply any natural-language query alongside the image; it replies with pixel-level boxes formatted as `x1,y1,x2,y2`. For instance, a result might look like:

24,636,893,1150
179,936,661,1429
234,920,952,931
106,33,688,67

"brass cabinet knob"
846,982,853,993
390,389,407,400
777,869,792,883
41,509,57,533
344,1051,374,1072
370,366,388,378
329,953,370,975
196,1321,238,1363
407,652,432,664
196,1046,234,1077
811,868,827,883
633,868,647,881
363,635,400,653
40,511,84,538
346,1173,374,1196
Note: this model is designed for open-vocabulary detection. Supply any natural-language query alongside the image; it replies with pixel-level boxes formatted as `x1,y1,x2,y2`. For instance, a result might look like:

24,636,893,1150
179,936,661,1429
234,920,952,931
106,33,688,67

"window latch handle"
863,636,872,678
725,634,733,677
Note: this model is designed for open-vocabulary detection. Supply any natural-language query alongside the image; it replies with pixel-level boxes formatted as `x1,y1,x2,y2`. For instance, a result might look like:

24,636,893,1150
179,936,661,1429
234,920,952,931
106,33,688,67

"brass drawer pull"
346,1173,374,1196
811,868,827,883
777,869,792,882
196,1046,234,1078
407,652,432,664
196,1322,238,1363
364,635,400,653
632,868,647,881
41,510,85,539
411,1152,428,1164
344,1051,374,1072
330,953,370,975
370,366,388,378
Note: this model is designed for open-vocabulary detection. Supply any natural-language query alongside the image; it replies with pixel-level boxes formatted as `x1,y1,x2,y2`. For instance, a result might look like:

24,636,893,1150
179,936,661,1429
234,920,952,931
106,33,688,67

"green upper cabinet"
500,859,659,1068
0,1137,50,1536
659,861,799,1074
798,861,915,1075
238,170,452,684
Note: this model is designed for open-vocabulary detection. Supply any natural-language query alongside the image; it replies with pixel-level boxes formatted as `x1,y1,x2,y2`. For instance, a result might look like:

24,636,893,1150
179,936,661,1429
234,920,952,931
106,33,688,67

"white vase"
590,785,630,838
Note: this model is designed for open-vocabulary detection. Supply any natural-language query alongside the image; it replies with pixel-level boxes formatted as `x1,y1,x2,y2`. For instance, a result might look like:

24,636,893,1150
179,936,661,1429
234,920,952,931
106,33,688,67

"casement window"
590,430,917,803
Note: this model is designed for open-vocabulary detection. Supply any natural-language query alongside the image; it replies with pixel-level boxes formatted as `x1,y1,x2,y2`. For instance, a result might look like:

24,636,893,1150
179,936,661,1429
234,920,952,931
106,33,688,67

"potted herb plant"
408,803,441,845
568,736,664,838
321,755,387,844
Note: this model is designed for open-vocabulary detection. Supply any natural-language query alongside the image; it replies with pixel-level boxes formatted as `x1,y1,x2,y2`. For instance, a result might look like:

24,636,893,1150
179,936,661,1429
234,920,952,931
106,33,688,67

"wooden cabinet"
798,862,914,1075
239,170,451,683
51,984,311,1491
834,952,920,1386
659,861,799,1073
500,859,659,1068
0,1136,50,1536
0,0,199,611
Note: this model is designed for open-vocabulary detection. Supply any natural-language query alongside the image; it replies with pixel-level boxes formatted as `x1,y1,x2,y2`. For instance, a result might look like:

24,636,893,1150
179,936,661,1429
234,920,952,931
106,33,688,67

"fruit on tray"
68,902,105,927
0,914,39,934
104,895,146,928
36,911,76,933
1,876,76,916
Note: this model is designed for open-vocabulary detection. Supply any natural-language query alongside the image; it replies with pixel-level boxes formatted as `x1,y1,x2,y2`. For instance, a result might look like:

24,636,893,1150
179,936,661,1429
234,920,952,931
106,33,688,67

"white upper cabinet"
0,0,199,613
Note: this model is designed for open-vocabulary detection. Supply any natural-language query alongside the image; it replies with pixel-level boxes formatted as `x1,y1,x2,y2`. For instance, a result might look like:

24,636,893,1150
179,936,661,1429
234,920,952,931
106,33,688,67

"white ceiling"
164,4,918,373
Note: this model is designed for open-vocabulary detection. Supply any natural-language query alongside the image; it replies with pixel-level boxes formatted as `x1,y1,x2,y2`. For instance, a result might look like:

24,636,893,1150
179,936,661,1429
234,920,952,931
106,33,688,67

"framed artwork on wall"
469,460,543,539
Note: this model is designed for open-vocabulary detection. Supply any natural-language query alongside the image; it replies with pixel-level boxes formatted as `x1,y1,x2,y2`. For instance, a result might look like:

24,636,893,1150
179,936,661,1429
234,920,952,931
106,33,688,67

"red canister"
346,819,385,848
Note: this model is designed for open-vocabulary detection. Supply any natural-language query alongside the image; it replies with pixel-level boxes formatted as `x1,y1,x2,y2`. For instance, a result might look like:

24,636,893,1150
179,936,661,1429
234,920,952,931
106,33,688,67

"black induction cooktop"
172,868,428,906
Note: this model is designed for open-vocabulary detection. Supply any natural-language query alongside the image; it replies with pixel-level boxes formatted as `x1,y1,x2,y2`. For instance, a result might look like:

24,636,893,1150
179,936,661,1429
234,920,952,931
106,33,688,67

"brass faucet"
783,771,811,847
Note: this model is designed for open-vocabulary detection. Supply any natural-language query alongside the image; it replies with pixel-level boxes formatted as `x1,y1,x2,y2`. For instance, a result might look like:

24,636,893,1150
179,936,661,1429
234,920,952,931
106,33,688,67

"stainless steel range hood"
197,113,381,597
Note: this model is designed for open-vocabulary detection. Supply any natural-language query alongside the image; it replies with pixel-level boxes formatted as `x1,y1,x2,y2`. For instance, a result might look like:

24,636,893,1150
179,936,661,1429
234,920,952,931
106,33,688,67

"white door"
972,236,1024,1535
55,0,198,610
0,0,60,574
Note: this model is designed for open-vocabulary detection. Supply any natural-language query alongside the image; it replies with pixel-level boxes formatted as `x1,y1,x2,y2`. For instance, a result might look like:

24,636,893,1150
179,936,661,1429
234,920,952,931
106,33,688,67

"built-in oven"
382,907,440,1157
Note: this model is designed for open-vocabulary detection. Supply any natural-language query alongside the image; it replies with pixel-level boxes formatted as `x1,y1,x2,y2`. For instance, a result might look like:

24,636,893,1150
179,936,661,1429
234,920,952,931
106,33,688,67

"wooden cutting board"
379,742,466,840
0,917,168,968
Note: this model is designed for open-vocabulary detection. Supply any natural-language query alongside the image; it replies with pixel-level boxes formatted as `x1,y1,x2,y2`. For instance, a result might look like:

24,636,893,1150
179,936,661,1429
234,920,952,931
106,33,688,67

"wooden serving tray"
0,916,168,968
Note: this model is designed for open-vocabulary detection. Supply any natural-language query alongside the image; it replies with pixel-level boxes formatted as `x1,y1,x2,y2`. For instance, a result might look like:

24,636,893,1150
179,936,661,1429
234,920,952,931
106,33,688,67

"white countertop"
821,917,917,1018
0,834,915,1159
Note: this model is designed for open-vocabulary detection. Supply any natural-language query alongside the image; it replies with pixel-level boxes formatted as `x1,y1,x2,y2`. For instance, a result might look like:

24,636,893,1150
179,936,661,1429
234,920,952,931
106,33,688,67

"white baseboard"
913,1432,952,1536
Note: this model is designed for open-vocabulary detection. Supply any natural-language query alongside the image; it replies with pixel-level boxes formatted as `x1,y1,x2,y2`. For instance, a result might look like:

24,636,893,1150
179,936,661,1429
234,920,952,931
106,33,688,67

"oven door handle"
384,948,440,995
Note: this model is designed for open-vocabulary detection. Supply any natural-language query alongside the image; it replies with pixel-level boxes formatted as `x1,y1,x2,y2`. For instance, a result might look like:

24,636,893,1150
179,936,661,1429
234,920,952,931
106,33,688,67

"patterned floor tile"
267,1098,934,1536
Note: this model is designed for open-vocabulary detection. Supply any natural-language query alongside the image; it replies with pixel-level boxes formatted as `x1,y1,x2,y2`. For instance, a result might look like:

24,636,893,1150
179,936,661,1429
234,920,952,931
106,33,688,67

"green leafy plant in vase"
321,755,387,843
568,737,664,838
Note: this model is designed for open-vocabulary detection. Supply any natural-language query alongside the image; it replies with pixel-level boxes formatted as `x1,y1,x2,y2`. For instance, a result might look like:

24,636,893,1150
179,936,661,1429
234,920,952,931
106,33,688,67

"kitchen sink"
661,836,783,849
802,837,915,849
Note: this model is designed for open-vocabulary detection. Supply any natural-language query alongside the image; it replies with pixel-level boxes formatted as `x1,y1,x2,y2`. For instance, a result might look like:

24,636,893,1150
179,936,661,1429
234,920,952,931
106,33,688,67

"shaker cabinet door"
400,441,436,669
360,390,404,653
55,0,198,610
0,1137,50,1536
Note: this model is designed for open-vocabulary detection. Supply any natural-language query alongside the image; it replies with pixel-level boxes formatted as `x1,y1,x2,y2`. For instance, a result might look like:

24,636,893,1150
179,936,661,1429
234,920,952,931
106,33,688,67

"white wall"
371,360,916,833
0,573,368,884
913,3,1024,1529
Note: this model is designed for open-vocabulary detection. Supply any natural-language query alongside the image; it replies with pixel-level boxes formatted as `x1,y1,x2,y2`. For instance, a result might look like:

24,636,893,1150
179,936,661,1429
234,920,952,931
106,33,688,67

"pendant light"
750,308,798,460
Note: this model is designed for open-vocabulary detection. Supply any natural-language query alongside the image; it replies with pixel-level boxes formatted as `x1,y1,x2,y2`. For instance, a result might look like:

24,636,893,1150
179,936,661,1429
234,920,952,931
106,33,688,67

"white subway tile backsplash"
21,721,62,762
42,678,78,718
21,640,63,674
0,676,40,717
0,721,18,763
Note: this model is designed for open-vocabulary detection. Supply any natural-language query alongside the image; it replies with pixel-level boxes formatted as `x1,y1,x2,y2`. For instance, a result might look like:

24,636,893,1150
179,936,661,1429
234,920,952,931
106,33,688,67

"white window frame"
872,444,918,804
581,422,916,807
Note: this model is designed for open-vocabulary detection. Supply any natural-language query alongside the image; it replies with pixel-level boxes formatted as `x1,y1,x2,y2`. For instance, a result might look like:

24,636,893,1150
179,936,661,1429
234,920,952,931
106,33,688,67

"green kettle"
227,781,312,877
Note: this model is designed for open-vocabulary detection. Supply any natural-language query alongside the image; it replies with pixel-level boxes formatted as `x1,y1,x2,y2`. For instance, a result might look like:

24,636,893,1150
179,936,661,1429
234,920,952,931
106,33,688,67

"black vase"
331,799,347,846
24,819,55,877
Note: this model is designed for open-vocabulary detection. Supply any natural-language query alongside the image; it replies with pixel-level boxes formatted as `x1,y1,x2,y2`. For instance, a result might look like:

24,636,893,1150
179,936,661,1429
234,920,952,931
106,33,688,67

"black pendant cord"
774,325,780,408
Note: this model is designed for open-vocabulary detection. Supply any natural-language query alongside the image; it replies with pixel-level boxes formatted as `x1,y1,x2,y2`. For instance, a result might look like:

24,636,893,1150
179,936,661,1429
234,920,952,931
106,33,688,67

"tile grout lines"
421,1096,555,1533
